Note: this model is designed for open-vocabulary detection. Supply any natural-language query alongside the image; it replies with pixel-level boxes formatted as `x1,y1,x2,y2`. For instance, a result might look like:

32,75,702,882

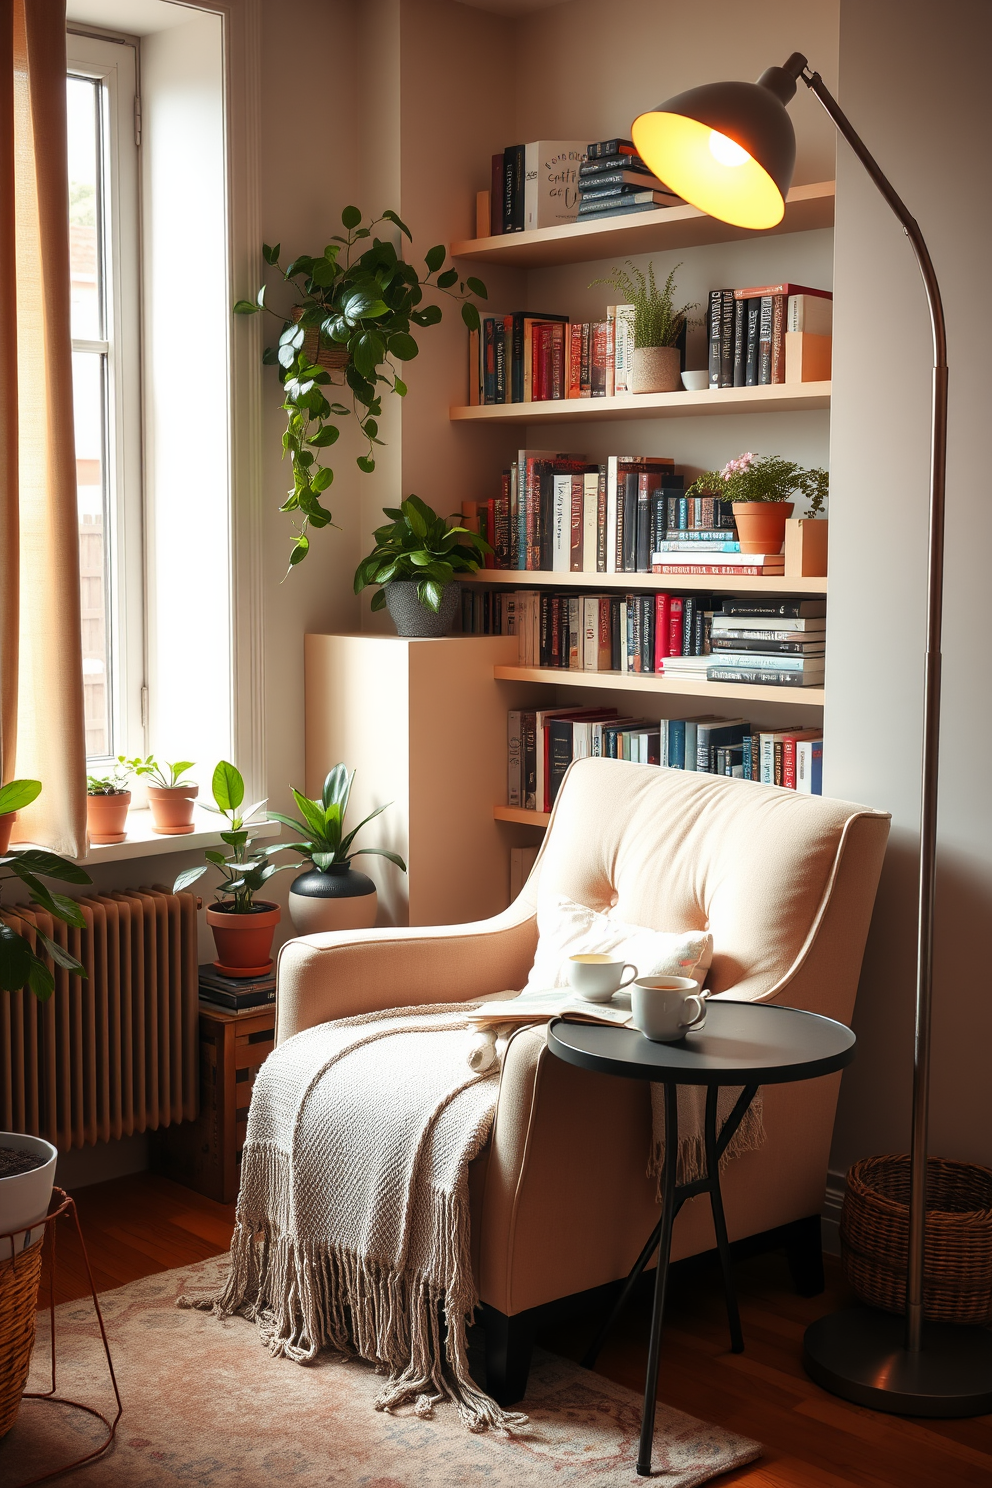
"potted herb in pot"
354,495,491,636
86,757,136,844
687,452,828,554
0,777,42,855
174,762,291,977
591,260,698,394
132,757,198,836
270,765,406,935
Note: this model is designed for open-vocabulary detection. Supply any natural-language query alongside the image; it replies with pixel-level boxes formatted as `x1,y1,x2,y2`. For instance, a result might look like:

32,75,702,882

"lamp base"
803,1307,992,1417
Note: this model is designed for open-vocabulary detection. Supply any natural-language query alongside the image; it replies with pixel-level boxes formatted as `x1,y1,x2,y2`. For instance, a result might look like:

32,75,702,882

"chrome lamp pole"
631,53,992,1415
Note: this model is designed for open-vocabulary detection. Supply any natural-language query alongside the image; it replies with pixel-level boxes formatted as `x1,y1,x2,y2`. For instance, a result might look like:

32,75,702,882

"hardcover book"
524,140,587,230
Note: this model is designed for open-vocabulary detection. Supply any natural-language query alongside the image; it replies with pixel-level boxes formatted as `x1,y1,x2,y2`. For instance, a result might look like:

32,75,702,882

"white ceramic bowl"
681,370,709,391
0,1131,57,1259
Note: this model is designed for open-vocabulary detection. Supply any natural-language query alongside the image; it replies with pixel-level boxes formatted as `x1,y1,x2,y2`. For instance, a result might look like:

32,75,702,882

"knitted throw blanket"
181,1004,525,1433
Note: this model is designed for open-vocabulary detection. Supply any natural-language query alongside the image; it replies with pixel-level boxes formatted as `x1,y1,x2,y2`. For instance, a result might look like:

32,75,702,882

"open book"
468,987,633,1031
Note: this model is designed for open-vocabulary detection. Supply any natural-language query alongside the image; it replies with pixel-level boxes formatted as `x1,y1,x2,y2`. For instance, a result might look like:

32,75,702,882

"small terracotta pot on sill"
0,813,16,855
205,900,280,978
732,500,794,555
87,791,131,844
147,784,198,836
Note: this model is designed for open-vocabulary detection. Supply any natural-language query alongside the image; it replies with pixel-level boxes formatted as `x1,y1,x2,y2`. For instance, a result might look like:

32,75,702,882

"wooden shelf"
463,571,827,596
494,664,824,709
450,381,830,425
451,181,835,270
494,805,550,827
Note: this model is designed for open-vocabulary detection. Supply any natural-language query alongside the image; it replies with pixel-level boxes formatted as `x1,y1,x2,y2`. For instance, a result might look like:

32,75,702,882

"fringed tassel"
647,1087,766,1198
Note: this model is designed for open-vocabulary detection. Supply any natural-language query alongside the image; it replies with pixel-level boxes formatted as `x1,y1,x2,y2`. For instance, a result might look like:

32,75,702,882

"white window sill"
56,808,283,867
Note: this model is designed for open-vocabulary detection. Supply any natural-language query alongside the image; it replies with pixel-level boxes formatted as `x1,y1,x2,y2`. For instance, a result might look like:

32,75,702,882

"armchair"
276,757,890,1401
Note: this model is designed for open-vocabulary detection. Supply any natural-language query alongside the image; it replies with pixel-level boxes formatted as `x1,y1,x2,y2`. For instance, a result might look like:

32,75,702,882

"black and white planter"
384,580,460,638
0,1132,57,1260
288,864,378,935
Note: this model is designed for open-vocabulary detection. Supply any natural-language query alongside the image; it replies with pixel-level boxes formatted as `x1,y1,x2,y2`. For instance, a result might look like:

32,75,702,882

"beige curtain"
0,0,86,855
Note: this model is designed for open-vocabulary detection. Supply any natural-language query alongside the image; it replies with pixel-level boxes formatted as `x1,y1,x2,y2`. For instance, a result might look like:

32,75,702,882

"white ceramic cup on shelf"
681,370,709,391
630,976,707,1042
566,954,638,1004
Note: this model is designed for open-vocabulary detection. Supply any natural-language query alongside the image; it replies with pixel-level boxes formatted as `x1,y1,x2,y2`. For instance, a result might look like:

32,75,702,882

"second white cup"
630,976,707,1042
567,953,638,1004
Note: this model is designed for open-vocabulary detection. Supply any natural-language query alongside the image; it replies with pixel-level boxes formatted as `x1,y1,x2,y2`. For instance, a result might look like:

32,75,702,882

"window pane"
67,76,103,342
73,351,113,759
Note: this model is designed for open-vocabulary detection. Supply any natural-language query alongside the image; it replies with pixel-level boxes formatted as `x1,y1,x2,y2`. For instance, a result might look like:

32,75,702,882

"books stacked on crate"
577,138,683,221
199,963,276,1013
651,492,783,576
507,706,823,811
706,598,825,689
490,141,587,234
707,283,832,388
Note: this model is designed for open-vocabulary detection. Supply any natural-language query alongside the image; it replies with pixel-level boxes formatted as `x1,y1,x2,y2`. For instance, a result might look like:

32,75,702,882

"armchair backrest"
522,758,890,1016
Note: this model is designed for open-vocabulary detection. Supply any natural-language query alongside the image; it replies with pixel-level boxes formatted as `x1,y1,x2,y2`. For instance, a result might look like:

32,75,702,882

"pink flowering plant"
687,451,827,513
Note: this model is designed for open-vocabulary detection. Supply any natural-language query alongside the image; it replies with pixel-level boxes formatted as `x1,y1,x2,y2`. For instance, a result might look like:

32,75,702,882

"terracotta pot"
205,900,280,978
0,814,16,855
87,791,131,845
288,864,378,935
147,784,198,836
629,345,682,394
732,500,794,555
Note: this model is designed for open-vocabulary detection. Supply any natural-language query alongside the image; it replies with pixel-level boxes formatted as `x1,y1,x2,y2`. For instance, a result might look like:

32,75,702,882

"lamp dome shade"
632,79,797,229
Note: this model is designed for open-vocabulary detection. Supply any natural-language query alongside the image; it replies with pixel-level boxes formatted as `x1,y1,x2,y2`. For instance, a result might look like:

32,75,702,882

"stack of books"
708,283,832,388
199,963,276,1013
706,599,826,688
577,139,682,221
651,493,783,577
490,141,587,234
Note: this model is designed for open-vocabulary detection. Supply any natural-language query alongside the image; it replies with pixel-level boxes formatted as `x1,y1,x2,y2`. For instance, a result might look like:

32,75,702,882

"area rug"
0,1254,762,1487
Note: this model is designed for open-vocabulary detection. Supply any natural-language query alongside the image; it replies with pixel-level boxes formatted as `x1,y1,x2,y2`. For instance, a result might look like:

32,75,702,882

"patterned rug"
1,1254,761,1486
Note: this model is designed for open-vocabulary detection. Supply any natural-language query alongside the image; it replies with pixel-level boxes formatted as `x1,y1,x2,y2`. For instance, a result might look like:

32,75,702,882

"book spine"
591,322,609,396
551,321,565,401
708,290,722,389
668,595,683,656
468,326,479,405
580,322,591,395
567,595,581,668
507,711,522,806
651,563,783,576
509,144,525,231
635,473,651,573
524,459,540,570
720,290,734,387
622,473,637,572
490,153,504,235
641,594,654,673
567,323,582,397
770,293,786,383
782,737,797,789
732,296,746,387
758,295,773,384
570,474,583,571
483,318,496,404
511,313,524,402
586,139,636,160
596,466,607,572
494,477,510,568
707,668,819,686
681,596,696,656
494,321,507,403
724,600,823,617
654,592,670,670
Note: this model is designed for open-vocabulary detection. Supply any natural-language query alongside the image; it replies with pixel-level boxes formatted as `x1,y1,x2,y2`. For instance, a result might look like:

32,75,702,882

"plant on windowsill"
233,206,487,573
686,452,828,554
590,260,698,394
174,762,290,978
130,756,198,837
0,780,92,1000
353,495,491,637
85,757,137,845
269,764,407,935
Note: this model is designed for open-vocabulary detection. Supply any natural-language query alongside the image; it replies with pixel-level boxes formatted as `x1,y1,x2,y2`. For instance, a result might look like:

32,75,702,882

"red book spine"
598,596,611,668
668,596,683,656
569,475,583,571
654,593,670,669
551,322,565,401
567,324,582,397
782,736,797,789
542,325,553,400
531,325,544,400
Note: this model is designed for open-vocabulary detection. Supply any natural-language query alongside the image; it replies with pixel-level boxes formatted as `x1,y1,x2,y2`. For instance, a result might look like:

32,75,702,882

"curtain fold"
0,0,86,855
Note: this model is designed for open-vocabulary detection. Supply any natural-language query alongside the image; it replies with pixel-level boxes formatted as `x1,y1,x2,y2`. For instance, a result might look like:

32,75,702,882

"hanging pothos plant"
234,206,486,570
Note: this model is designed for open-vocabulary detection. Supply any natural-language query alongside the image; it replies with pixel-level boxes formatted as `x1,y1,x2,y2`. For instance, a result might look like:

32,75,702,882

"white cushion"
526,893,713,992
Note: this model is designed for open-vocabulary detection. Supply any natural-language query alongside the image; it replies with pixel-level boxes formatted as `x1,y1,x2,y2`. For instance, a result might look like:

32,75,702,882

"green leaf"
312,467,333,492
436,268,458,289
212,760,244,813
357,455,376,475
233,299,260,315
308,424,339,447
381,209,412,240
394,377,407,397
289,534,310,566
310,256,339,287
424,245,445,273
461,301,481,333
47,893,87,929
262,242,280,264
4,849,90,885
370,588,387,611
351,847,407,871
321,765,352,812
26,957,55,1001
256,284,267,308
310,852,337,872
173,865,207,893
204,850,227,865
35,928,86,974
341,205,362,230
387,332,418,362
466,277,487,299
291,789,329,842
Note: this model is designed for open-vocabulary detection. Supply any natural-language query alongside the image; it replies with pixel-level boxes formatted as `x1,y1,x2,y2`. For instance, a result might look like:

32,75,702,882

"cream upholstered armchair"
276,758,890,1401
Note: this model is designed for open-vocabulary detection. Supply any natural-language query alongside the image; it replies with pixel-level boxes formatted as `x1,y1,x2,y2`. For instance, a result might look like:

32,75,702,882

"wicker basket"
840,1154,992,1324
292,307,348,376
0,1239,44,1437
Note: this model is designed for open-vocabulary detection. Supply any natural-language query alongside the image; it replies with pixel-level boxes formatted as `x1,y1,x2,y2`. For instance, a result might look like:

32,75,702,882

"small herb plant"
0,779,92,1000
687,452,828,513
131,757,196,789
354,495,491,614
86,758,136,796
233,207,487,571
174,762,289,914
590,260,698,348
270,765,407,875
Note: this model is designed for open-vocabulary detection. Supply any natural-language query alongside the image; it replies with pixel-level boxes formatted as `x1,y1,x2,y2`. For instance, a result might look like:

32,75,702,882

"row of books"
488,137,681,236
708,282,833,388
460,455,786,578
472,308,668,405
462,592,826,689
507,705,824,812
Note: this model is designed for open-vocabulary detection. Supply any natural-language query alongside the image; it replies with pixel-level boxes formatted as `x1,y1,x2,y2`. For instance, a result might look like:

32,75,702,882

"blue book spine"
667,719,686,769
678,496,688,529
811,741,823,795
742,736,752,779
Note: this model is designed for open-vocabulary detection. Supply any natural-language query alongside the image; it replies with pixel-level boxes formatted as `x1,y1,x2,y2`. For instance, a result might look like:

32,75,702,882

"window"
67,34,142,764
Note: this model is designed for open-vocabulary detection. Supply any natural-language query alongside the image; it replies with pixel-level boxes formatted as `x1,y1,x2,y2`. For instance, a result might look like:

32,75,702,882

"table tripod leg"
705,1086,744,1355
637,1081,678,1478
582,1216,663,1369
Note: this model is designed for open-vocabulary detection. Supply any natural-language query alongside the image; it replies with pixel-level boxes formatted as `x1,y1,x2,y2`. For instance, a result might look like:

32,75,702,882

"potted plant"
131,756,198,836
270,765,407,935
0,781,91,1001
591,260,698,393
86,757,139,844
174,762,291,977
354,495,491,636
233,206,486,572
687,451,828,554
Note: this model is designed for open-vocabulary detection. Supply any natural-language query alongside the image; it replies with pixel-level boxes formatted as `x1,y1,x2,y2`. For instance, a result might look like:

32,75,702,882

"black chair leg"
481,1303,535,1405
785,1213,825,1297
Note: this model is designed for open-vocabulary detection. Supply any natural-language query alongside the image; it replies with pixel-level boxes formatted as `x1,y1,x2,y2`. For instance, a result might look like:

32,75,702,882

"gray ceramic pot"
384,580,460,638
288,864,377,935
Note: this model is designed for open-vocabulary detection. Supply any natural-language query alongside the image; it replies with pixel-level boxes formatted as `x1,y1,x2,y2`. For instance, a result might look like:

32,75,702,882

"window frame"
66,32,145,769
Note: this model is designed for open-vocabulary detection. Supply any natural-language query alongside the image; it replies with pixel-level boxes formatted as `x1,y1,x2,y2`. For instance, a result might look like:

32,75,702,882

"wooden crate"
150,1003,275,1204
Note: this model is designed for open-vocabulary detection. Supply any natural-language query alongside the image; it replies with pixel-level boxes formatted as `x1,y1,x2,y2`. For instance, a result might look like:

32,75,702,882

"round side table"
548,1000,855,1477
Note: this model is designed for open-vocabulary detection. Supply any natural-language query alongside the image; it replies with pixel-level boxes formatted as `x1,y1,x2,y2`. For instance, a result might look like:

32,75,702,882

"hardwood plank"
451,381,830,425
463,570,829,596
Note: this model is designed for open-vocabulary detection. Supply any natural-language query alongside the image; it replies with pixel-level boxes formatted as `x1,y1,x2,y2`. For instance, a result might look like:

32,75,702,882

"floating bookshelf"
450,381,830,426
494,664,825,709
462,571,828,596
451,180,835,270
494,805,550,827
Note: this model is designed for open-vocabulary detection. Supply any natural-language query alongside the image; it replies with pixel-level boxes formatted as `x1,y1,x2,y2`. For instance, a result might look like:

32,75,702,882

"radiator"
0,887,199,1149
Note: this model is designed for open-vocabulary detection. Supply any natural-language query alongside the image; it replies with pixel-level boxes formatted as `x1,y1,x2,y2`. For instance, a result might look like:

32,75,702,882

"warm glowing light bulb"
708,130,750,168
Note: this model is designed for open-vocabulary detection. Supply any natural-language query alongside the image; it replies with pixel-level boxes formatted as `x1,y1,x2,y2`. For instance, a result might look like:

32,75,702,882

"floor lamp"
631,54,992,1416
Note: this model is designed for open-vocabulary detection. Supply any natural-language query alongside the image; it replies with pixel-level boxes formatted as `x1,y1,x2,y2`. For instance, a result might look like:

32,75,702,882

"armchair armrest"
275,901,538,1043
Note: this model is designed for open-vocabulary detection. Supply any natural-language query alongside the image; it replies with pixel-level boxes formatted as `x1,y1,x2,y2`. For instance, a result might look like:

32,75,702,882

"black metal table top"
548,1000,855,1086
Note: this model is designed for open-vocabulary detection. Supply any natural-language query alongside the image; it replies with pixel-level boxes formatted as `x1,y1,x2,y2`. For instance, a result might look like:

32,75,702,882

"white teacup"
681,370,709,391
630,976,707,1042
567,953,638,1004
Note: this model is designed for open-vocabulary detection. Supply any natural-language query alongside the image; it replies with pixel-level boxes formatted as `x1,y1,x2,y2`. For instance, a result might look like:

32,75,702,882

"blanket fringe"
647,1089,766,1198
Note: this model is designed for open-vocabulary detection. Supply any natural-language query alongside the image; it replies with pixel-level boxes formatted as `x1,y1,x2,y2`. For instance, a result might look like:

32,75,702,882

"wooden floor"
48,1172,992,1487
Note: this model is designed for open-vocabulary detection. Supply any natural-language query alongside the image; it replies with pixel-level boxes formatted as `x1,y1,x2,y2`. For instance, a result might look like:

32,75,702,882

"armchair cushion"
525,892,713,991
